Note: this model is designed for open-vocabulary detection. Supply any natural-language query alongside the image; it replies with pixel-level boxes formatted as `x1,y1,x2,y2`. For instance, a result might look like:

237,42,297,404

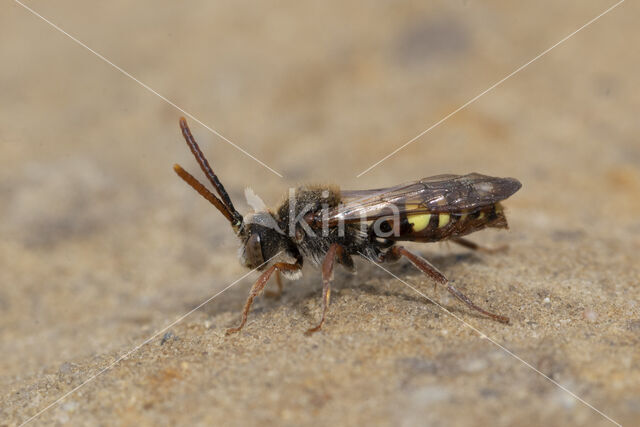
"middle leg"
305,243,346,335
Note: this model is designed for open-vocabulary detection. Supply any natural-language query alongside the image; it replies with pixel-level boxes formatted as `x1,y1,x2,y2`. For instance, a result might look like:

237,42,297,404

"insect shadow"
193,250,485,327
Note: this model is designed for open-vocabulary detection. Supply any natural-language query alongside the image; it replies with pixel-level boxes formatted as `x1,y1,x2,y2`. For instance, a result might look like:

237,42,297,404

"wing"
318,173,521,225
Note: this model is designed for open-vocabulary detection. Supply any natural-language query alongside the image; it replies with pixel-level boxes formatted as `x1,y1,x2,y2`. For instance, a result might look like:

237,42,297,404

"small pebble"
583,308,598,322
61,401,78,412
58,362,74,375
463,358,488,373
161,331,174,345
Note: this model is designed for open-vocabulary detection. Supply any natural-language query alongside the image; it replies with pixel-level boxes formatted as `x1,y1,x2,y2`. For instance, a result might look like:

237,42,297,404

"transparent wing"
321,173,521,224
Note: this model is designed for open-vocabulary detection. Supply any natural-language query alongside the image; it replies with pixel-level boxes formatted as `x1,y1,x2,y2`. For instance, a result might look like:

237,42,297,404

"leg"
226,262,300,335
305,243,345,335
451,237,507,254
388,246,509,323
264,270,283,298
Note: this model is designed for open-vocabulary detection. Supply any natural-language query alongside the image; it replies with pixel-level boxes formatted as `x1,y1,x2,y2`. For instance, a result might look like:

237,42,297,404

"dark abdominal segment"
384,203,508,243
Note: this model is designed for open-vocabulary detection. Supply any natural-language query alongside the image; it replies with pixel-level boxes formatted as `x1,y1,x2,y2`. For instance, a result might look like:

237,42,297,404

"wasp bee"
173,118,522,334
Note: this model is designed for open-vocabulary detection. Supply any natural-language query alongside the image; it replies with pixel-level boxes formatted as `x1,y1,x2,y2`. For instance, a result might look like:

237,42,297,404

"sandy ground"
1,1,639,426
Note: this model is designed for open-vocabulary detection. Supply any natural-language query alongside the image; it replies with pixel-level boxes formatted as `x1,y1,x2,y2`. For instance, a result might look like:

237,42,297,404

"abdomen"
388,203,508,243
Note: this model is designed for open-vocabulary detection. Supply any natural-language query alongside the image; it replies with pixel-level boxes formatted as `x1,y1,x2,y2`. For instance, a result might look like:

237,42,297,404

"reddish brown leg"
452,237,507,254
305,243,345,335
389,246,509,323
226,262,300,335
264,270,283,299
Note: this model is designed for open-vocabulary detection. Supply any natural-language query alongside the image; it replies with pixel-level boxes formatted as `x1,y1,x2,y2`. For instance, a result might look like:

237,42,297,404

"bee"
173,117,522,335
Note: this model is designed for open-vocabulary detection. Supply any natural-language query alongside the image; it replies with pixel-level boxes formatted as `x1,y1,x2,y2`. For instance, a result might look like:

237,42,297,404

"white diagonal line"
18,253,281,426
356,0,625,177
13,0,283,178
359,253,621,426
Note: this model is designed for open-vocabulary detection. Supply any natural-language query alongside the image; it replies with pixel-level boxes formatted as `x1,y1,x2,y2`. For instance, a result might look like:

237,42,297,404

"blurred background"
1,1,638,425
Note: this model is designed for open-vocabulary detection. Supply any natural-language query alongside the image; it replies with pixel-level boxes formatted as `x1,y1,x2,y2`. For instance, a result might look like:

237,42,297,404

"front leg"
264,270,283,299
305,243,346,335
226,262,300,335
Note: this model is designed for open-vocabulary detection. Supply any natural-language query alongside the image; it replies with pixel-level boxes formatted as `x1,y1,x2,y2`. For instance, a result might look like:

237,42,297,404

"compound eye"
245,233,265,268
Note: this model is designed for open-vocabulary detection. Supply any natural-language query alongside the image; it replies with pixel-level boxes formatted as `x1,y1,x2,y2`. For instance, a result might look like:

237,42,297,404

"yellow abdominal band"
408,214,431,232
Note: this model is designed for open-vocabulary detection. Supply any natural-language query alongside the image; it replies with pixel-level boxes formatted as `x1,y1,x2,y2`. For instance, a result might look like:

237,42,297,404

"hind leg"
384,246,509,323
